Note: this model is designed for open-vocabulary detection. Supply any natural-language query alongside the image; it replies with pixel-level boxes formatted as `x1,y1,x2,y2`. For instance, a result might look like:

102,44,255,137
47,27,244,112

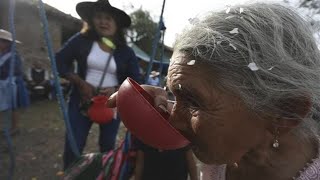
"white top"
85,42,118,88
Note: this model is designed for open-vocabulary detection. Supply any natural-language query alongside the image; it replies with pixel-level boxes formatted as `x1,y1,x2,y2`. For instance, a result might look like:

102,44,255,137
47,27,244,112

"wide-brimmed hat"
76,0,131,28
149,71,160,78
0,29,21,43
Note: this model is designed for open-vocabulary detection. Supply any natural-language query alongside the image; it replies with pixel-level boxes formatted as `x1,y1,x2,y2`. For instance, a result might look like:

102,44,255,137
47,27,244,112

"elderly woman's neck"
226,131,319,180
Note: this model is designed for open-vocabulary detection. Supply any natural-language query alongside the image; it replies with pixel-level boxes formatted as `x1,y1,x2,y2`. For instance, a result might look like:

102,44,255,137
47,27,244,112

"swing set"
2,0,167,179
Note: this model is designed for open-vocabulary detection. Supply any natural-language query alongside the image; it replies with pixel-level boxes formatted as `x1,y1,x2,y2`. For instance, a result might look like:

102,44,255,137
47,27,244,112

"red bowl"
117,77,190,150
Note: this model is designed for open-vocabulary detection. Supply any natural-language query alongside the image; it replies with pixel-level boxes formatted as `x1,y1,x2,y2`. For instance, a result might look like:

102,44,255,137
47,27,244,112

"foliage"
128,8,158,56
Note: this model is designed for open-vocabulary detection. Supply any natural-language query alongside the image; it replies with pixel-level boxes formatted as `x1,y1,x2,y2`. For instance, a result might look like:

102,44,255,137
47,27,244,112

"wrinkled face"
92,12,117,37
167,51,267,164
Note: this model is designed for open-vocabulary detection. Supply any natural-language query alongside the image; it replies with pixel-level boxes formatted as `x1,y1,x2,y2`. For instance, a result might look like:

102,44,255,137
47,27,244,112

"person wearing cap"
55,0,141,169
146,70,160,86
0,29,30,135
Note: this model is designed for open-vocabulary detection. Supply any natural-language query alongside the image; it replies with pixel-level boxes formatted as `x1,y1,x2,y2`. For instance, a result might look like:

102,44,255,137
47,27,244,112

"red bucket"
88,95,114,124
117,78,190,150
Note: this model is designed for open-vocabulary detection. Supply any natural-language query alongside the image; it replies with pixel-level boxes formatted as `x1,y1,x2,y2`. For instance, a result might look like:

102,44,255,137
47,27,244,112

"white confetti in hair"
268,66,274,70
229,43,237,50
240,8,244,14
225,15,236,20
226,7,231,14
248,62,259,71
229,28,239,34
187,60,196,65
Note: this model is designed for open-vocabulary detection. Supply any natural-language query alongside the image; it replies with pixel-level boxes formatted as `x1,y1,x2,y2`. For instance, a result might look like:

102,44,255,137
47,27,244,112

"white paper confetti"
240,8,244,14
226,7,231,14
217,41,222,45
187,60,196,66
225,15,235,20
229,28,239,34
268,66,274,70
229,43,237,50
248,62,259,71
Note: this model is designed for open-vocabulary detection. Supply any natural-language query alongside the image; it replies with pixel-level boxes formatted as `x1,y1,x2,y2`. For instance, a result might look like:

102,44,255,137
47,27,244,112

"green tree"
128,8,158,56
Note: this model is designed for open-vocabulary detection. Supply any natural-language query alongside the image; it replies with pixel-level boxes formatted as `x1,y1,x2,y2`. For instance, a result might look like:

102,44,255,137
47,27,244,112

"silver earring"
272,129,280,149
273,139,279,148
233,162,239,168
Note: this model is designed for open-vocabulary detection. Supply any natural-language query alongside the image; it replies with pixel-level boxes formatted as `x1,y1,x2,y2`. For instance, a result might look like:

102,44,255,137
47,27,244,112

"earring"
233,162,239,168
272,129,280,149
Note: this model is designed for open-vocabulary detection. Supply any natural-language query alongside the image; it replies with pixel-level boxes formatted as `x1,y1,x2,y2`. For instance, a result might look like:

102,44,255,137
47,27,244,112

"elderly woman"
109,3,320,180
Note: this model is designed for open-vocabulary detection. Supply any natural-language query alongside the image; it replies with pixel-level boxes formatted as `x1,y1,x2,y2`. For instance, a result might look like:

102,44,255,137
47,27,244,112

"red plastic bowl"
117,77,190,150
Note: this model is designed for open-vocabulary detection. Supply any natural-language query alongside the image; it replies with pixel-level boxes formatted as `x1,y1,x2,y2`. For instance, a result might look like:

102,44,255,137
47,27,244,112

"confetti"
229,43,237,50
225,16,235,20
268,66,274,70
240,8,244,14
248,62,259,71
229,28,239,34
226,7,231,14
178,84,182,90
187,60,196,65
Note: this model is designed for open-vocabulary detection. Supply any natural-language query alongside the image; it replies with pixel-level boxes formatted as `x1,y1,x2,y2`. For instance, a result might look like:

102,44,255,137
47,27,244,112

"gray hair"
174,3,320,136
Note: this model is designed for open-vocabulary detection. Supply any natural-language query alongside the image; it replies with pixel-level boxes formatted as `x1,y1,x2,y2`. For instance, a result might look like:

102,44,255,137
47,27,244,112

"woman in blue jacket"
55,0,141,169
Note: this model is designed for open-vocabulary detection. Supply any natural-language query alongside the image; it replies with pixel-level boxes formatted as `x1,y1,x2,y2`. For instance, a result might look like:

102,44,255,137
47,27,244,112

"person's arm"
55,33,79,78
133,150,144,180
26,67,32,81
65,73,94,101
44,70,49,81
186,149,198,180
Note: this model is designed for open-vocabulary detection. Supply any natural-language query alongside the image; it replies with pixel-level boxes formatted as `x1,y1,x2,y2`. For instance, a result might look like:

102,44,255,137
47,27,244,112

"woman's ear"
271,94,312,135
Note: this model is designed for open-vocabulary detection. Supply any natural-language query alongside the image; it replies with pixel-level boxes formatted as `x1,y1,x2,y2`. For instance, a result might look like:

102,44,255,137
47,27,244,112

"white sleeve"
26,68,32,81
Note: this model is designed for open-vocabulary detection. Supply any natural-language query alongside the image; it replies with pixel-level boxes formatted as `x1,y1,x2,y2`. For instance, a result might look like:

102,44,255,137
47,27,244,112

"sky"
42,0,292,47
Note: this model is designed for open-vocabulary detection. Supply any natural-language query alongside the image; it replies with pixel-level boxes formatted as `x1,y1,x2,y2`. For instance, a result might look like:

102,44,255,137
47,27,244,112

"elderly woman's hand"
107,85,171,113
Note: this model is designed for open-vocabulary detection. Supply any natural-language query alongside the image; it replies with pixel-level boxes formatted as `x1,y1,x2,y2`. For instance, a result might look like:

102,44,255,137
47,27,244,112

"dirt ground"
0,99,127,180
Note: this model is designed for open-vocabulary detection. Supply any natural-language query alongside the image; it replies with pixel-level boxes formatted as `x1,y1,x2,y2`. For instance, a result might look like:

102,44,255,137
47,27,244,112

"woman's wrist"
66,73,84,87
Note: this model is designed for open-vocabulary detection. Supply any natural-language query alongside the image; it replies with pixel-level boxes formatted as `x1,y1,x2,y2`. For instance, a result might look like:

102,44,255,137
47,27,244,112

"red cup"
88,95,114,124
117,78,190,150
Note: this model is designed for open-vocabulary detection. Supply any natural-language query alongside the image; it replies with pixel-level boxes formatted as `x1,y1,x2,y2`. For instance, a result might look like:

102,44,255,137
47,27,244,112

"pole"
144,0,166,83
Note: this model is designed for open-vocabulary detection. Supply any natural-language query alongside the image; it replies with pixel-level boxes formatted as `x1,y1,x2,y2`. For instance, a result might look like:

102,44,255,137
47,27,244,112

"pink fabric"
201,148,320,180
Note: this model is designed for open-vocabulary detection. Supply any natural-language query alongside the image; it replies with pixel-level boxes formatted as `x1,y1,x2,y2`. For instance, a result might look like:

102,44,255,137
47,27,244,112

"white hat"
0,29,21,43
149,70,160,78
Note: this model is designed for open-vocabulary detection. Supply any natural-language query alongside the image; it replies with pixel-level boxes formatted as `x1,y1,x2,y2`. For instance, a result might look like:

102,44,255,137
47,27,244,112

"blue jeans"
63,95,120,169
